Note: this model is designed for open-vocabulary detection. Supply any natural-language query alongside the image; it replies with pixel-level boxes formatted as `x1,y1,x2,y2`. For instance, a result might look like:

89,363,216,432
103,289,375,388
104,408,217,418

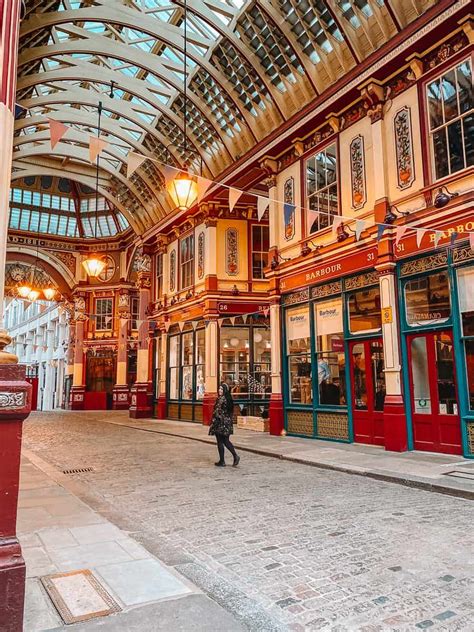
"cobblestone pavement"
23,412,474,632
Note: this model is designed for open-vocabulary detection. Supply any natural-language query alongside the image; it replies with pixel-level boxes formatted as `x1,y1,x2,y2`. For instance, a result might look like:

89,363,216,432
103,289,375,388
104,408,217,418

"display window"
314,298,345,406
404,271,451,326
286,305,312,404
347,287,381,333
220,324,270,399
168,327,205,402
306,142,338,234
458,266,474,409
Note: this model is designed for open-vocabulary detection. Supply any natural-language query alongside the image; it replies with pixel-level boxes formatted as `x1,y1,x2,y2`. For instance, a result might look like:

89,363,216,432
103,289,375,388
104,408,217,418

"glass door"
349,338,385,445
407,331,461,454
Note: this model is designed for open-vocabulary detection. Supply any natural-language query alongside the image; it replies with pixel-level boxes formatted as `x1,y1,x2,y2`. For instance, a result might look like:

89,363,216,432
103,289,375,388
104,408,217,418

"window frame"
250,223,269,280
179,233,194,291
95,297,114,332
422,52,474,185
303,139,340,238
155,253,163,300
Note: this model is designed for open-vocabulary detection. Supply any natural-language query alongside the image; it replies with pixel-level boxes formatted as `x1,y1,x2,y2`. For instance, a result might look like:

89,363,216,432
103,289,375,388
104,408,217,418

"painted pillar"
268,301,284,435
0,4,31,629
155,330,168,419
70,296,86,410
130,252,152,418
202,318,218,425
378,262,407,451
113,291,130,409
42,328,55,411
204,215,218,292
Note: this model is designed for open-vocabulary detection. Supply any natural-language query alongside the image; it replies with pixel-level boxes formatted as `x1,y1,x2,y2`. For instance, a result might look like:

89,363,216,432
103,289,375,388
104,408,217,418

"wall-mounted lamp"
434,186,459,209
383,204,410,225
270,251,292,270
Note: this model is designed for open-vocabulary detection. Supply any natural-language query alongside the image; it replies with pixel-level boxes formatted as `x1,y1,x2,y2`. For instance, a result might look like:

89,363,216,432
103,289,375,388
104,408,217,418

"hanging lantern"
82,255,106,277
28,289,40,302
43,287,57,301
18,285,32,298
167,171,198,211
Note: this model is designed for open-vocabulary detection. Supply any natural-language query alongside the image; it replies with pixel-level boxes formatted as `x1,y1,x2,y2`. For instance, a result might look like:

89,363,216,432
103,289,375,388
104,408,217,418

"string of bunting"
45,120,474,250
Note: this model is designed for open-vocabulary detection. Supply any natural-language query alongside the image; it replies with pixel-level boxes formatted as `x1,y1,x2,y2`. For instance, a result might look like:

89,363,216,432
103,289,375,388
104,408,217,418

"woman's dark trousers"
215,433,237,463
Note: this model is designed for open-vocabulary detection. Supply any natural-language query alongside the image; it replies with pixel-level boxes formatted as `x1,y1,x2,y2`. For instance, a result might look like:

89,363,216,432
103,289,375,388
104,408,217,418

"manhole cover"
62,467,93,475
41,569,121,624
443,471,474,481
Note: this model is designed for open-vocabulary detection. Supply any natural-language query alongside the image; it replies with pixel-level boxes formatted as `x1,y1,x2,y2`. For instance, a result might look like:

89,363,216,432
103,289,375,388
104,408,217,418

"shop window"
181,332,194,400
348,287,381,334
180,234,194,289
220,324,270,399
169,335,180,399
196,329,206,400
130,296,139,330
404,272,450,327
306,143,338,234
95,298,113,331
286,305,312,404
314,298,346,406
220,327,250,396
251,225,269,279
458,266,474,409
426,59,473,180
156,254,163,300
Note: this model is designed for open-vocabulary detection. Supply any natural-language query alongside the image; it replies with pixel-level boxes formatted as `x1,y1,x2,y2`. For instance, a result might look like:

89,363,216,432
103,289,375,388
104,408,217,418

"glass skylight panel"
57,216,67,235
48,215,59,234
84,22,107,34
20,209,30,231
67,216,77,237
9,208,20,230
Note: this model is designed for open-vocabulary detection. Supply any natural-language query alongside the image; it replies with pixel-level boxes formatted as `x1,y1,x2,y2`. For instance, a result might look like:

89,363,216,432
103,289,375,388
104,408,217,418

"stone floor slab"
24,578,63,632
69,523,124,545
48,541,133,572
96,558,192,606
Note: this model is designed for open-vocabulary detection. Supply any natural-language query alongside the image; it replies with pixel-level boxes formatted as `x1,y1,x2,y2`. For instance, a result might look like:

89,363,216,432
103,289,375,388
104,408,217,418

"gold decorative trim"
317,412,349,440
400,252,448,276
311,281,342,299
282,288,309,306
467,423,474,455
287,410,313,436
344,271,379,291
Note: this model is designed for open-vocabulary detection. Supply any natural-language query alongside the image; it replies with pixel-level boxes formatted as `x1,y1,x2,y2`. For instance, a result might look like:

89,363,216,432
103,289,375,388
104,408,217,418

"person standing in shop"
209,383,240,467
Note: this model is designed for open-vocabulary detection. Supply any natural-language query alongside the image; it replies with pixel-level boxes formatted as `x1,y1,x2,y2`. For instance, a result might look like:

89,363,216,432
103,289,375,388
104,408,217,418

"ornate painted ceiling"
14,0,437,235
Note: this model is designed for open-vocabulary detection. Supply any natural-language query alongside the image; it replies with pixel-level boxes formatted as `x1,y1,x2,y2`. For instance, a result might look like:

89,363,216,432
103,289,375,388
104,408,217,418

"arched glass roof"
15,0,437,235
9,177,129,238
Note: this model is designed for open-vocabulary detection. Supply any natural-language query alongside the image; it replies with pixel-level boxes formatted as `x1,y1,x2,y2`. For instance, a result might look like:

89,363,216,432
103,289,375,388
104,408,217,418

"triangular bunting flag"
127,152,146,179
416,228,427,248
105,316,113,324
332,216,343,238
355,219,366,241
470,233,474,252
433,231,442,248
377,224,387,241
164,321,171,332
89,136,108,163
33,345,38,351
395,225,408,245
48,118,69,149
158,164,178,186
258,196,270,222
229,187,243,213
23,300,31,310
230,316,236,326
263,307,270,318
242,314,248,324
178,321,185,332
197,176,213,203
218,318,224,327
191,321,198,331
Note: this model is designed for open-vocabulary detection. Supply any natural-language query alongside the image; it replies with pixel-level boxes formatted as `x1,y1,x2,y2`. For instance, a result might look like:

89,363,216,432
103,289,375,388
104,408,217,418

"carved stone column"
113,291,130,410
70,295,86,410
130,252,153,419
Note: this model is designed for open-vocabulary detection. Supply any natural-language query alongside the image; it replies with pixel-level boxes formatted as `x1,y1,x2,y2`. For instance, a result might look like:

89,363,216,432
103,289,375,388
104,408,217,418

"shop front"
283,268,384,445
398,244,474,457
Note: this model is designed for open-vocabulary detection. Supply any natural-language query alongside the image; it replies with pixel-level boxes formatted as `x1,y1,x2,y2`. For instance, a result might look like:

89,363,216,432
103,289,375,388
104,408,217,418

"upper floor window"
180,235,194,290
156,253,163,300
95,298,113,331
251,225,269,279
130,296,139,330
306,143,338,234
427,59,473,180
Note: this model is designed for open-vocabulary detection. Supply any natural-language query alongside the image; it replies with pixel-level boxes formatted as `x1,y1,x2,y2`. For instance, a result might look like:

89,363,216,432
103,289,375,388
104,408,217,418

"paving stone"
434,610,456,621
416,620,434,629
22,412,474,631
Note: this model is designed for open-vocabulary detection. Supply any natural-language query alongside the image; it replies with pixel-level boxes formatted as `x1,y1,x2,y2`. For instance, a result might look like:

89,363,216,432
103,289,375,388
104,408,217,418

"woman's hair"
220,382,234,414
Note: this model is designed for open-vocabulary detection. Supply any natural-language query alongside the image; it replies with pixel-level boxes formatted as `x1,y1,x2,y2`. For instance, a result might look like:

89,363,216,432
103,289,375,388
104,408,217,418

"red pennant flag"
48,118,69,149
89,136,108,163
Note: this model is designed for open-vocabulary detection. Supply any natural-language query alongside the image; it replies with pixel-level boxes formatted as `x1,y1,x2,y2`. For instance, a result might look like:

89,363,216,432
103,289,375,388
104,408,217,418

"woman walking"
209,383,240,467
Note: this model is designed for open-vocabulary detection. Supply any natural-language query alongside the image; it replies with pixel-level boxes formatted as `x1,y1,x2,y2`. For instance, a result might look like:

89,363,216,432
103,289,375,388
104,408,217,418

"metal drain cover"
62,467,93,475
41,569,121,624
